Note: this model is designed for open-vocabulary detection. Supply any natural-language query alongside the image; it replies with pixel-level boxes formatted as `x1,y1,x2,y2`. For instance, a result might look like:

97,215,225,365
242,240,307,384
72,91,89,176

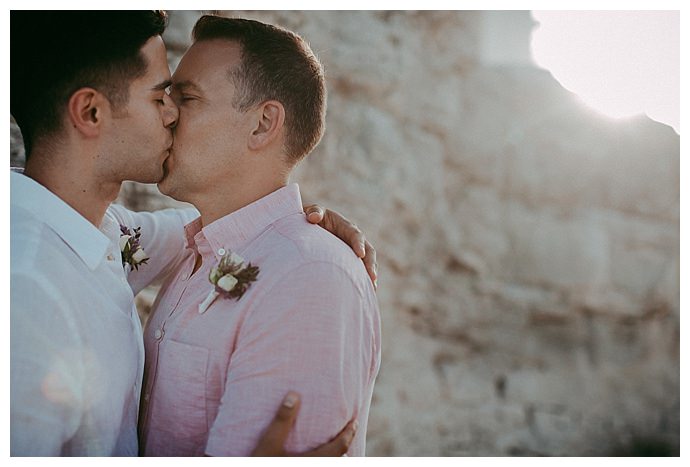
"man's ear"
67,88,108,138
248,100,285,151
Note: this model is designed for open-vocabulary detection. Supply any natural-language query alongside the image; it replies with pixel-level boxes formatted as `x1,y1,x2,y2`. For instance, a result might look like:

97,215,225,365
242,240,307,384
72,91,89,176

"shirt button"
144,393,150,402
154,329,163,340
107,254,114,261
217,248,226,256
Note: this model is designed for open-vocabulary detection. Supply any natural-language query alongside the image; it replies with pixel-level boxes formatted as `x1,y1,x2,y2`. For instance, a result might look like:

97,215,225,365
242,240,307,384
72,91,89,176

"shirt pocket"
151,339,209,455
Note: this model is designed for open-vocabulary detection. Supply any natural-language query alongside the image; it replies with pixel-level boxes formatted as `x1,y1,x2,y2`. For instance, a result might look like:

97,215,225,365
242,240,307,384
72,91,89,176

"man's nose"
163,94,179,129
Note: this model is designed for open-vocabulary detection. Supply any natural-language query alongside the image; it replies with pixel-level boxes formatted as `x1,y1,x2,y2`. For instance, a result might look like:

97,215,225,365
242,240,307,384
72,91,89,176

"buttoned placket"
106,229,145,405
139,249,199,435
100,215,136,308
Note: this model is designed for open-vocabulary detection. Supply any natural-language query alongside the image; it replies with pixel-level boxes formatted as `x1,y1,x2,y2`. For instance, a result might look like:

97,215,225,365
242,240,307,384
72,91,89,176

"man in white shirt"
10,11,374,456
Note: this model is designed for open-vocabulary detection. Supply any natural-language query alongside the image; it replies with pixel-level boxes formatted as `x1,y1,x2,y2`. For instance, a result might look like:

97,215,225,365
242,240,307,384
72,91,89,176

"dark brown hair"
11,11,168,158
192,15,326,163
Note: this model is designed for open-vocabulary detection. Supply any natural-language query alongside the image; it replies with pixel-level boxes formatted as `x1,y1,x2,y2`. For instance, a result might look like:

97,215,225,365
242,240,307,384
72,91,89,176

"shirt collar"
184,216,203,251
185,184,303,261
11,171,111,270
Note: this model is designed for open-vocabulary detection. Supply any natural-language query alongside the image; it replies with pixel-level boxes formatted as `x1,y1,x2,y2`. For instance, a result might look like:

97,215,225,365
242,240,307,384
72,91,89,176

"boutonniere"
119,225,149,271
198,249,260,314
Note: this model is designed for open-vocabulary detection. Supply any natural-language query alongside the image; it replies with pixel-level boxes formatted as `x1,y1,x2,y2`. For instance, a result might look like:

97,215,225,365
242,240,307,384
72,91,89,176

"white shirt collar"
10,171,111,270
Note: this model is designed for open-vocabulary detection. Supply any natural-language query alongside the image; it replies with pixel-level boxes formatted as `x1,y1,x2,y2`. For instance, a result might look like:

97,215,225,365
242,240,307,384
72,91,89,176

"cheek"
124,108,166,149
130,100,161,126
174,110,202,145
178,112,227,153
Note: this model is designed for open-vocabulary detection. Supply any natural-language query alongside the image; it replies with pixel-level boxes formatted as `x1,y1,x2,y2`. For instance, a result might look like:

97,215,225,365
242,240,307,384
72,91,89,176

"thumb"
251,391,301,456
304,204,325,224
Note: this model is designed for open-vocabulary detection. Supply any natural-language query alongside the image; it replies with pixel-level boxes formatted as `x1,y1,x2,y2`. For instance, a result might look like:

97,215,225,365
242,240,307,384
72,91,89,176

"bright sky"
530,10,680,134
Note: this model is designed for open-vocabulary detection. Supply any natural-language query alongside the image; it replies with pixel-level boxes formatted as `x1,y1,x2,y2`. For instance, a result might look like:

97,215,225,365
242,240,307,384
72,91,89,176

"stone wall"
11,11,679,456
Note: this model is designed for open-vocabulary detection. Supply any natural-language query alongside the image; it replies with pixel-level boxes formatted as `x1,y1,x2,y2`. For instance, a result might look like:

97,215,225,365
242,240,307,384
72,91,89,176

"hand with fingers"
303,204,378,289
250,392,358,457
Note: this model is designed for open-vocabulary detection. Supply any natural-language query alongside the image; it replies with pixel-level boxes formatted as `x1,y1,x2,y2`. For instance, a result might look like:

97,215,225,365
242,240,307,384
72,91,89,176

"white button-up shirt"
10,171,196,456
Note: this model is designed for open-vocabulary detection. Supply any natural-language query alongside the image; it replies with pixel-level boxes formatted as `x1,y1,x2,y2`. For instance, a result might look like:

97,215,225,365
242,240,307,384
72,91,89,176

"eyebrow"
151,79,172,92
172,80,203,93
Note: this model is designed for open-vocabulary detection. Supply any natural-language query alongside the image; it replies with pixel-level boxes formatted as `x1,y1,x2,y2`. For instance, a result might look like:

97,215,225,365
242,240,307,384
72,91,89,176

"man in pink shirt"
138,16,381,456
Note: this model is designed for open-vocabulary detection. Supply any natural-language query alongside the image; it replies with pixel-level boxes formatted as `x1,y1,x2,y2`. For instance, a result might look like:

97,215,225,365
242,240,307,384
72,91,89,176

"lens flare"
530,11,679,134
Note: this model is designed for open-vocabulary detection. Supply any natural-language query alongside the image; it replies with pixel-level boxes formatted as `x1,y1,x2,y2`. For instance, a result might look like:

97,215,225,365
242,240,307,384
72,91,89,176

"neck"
197,171,289,227
24,149,121,227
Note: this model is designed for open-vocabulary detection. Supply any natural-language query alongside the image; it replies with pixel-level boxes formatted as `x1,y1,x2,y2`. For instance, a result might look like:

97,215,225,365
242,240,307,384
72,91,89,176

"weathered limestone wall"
11,10,679,456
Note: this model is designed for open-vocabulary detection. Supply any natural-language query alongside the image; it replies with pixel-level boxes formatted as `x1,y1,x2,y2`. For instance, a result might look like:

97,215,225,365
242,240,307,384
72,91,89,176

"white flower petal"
119,235,131,252
132,249,149,263
217,274,238,292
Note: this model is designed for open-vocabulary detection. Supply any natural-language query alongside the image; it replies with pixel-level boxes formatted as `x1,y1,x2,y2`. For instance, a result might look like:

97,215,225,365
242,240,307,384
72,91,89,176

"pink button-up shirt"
138,184,381,456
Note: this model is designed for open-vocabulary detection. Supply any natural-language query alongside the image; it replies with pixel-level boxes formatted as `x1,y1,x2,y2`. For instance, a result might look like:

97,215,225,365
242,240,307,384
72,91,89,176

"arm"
107,204,198,295
207,392,357,456
11,274,84,456
250,392,357,456
304,205,378,288
205,263,373,456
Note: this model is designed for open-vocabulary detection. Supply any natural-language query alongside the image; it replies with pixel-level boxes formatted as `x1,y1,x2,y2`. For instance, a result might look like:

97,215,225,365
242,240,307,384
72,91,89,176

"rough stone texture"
10,11,679,456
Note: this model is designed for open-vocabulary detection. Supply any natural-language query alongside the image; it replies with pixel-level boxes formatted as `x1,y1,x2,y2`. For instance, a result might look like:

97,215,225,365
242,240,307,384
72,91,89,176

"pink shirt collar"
183,183,303,261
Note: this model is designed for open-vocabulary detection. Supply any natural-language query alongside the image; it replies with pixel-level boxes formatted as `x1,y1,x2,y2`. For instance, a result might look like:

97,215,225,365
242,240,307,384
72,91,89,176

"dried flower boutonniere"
119,225,149,271
198,249,260,314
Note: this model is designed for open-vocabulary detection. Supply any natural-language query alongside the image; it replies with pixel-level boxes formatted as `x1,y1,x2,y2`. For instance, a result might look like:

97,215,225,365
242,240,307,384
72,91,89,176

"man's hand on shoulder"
250,392,358,457
304,204,378,289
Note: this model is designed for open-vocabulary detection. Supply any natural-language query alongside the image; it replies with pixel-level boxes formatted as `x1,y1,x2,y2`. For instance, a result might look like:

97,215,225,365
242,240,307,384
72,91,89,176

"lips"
161,139,173,160
162,145,174,169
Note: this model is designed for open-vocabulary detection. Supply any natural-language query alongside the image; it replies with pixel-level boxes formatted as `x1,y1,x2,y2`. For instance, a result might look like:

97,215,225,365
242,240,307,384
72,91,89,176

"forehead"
173,39,241,86
136,35,171,84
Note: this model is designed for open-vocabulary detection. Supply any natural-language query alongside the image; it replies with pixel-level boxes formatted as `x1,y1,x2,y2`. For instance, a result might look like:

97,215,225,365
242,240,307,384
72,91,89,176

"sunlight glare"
530,11,679,133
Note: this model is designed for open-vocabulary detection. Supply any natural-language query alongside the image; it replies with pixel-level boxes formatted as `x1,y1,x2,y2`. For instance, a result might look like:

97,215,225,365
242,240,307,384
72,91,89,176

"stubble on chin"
156,173,179,200
132,167,165,185
157,174,195,205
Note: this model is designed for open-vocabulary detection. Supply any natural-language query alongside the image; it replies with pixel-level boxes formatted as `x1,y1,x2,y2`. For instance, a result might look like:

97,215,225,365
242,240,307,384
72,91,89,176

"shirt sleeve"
11,273,85,456
204,262,375,456
107,204,199,295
